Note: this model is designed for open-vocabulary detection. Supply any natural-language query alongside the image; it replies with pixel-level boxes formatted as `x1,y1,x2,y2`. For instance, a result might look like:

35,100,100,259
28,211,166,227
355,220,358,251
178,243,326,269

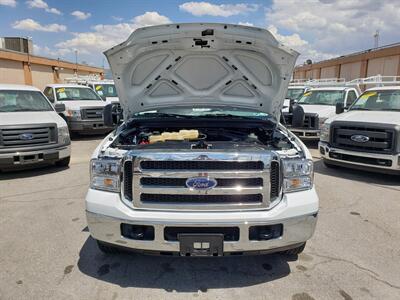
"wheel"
96,240,120,254
282,242,306,256
55,156,70,167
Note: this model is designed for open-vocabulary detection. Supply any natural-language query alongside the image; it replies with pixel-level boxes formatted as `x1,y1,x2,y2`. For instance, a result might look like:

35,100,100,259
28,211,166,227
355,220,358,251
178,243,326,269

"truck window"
43,87,55,102
346,90,357,107
0,90,53,112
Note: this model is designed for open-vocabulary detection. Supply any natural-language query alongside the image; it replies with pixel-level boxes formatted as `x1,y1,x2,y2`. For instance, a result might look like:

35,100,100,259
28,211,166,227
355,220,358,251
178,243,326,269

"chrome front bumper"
86,188,319,254
289,128,320,140
319,141,400,173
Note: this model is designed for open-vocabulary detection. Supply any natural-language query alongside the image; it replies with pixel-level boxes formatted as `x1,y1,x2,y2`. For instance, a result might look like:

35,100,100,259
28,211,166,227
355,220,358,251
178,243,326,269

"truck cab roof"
0,84,41,91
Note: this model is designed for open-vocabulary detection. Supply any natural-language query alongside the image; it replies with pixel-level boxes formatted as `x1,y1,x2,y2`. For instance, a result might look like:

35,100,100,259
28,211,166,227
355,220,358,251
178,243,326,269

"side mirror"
54,103,65,113
336,102,344,114
288,99,297,113
292,104,305,127
103,103,123,127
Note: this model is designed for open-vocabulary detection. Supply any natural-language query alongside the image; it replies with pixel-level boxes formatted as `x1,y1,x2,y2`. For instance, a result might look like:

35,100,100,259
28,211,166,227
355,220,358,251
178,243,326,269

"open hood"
105,23,298,120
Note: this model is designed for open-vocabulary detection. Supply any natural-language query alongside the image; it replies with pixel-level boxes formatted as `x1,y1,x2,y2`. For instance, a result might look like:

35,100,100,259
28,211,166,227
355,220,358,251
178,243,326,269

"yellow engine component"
149,129,199,143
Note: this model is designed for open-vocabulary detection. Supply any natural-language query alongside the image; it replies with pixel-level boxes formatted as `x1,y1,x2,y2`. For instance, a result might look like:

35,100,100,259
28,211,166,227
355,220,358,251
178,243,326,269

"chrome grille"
0,125,56,148
331,123,396,154
81,107,104,120
123,152,280,211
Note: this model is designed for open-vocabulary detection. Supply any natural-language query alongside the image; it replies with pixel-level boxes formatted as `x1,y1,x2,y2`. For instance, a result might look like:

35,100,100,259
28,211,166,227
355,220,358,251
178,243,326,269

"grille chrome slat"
140,177,263,187
138,170,265,179
139,186,263,195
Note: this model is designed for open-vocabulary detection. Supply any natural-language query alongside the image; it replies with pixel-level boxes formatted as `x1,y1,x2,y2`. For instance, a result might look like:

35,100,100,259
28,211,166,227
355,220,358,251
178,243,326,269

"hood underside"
105,23,299,119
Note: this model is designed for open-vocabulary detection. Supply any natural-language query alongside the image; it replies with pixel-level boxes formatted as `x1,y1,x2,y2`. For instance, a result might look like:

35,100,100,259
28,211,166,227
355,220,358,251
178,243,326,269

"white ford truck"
85,23,319,257
0,84,71,170
282,86,359,139
43,84,114,135
320,86,400,174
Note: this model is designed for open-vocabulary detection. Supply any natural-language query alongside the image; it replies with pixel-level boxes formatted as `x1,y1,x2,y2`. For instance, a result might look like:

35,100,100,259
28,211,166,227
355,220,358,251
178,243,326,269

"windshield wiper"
350,108,370,111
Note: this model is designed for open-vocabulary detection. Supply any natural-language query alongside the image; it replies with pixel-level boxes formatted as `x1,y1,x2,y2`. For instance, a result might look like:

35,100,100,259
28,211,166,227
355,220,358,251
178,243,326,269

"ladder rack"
347,75,400,87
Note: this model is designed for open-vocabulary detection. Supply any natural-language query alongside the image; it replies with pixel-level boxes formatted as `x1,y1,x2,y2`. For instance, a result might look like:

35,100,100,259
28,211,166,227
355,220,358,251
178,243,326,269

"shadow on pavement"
0,164,69,180
70,133,108,142
77,237,292,292
313,159,400,187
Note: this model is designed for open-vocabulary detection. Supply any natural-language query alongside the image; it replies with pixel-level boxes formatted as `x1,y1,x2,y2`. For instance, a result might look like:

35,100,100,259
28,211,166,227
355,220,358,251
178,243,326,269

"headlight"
282,159,313,193
320,123,330,142
58,126,70,144
318,117,328,129
90,159,121,192
66,109,81,119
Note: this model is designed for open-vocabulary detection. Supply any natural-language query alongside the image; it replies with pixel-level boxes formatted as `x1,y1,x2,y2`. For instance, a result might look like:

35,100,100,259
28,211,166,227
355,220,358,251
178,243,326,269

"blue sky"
1,0,399,67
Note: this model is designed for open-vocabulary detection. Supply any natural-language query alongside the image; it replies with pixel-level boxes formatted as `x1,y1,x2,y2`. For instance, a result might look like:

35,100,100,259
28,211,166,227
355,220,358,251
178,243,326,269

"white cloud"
55,12,171,55
13,19,67,32
71,10,91,20
112,16,123,22
34,44,72,57
267,25,335,63
179,2,258,17
26,0,61,15
266,0,400,62
0,0,16,7
238,22,254,27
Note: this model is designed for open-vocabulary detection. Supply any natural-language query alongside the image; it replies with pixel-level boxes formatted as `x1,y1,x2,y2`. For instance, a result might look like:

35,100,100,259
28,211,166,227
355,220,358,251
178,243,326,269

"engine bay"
111,119,294,151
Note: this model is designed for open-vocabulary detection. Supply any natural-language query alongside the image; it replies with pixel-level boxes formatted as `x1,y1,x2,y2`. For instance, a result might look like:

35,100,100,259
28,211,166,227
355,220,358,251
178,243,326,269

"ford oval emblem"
350,134,369,143
186,177,217,190
19,133,34,140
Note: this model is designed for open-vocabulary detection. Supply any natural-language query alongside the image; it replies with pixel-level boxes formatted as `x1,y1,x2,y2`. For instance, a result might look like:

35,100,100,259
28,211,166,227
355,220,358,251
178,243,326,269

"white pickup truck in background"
319,78,400,174
282,83,359,140
43,84,114,135
0,84,71,170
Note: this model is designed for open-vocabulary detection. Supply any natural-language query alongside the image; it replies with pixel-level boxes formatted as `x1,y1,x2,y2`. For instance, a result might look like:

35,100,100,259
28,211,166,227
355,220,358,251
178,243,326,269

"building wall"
31,64,54,90
293,44,400,82
0,49,104,89
320,66,336,78
340,61,362,80
367,55,400,76
0,59,25,84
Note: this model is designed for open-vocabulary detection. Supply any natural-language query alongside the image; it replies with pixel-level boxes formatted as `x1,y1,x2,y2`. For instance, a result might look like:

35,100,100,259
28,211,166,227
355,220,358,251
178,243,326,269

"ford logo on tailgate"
186,177,217,190
19,133,34,140
350,134,369,143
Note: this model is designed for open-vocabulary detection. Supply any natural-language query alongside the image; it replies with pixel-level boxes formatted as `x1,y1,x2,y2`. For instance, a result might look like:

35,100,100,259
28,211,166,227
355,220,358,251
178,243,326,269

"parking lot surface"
1,137,399,300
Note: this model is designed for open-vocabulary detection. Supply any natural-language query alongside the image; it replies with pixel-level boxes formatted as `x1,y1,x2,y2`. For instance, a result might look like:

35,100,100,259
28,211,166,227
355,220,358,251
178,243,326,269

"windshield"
94,84,118,99
55,87,102,101
350,90,400,111
0,90,53,112
134,107,270,120
286,88,305,100
298,90,345,106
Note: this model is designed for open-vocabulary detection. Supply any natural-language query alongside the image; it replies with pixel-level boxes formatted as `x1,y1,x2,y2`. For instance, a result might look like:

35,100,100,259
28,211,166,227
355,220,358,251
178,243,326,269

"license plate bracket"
178,233,224,257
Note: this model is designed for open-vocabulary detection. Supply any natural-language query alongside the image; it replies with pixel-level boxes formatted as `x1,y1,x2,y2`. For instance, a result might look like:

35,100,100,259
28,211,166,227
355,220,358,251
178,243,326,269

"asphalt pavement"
1,137,399,300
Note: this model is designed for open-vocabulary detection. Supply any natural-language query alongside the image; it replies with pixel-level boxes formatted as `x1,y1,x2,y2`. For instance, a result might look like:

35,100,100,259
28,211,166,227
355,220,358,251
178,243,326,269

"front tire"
281,242,306,256
96,240,120,254
55,156,70,167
